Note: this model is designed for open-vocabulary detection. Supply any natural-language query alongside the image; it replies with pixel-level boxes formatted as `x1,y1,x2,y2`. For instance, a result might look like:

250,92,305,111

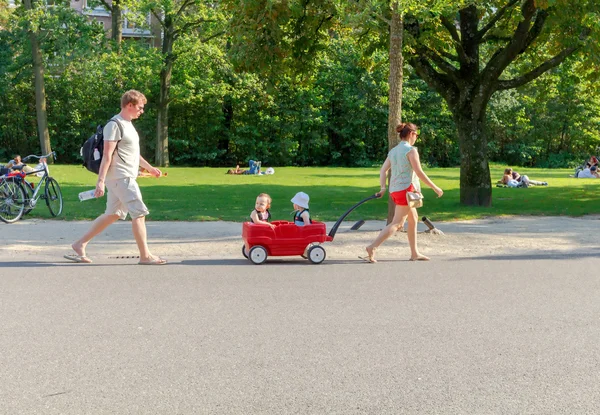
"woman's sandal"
64,254,92,264
358,256,377,263
138,257,167,265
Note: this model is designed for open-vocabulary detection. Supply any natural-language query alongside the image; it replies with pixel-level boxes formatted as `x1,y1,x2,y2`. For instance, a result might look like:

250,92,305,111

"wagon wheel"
242,244,249,259
307,245,326,264
249,245,268,265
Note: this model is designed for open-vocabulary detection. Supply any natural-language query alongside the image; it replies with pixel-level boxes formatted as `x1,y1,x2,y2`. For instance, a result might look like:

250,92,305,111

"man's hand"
95,179,105,198
148,167,162,177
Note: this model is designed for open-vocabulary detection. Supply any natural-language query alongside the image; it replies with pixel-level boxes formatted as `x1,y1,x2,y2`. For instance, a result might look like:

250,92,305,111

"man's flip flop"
64,254,92,263
358,256,377,263
138,257,167,265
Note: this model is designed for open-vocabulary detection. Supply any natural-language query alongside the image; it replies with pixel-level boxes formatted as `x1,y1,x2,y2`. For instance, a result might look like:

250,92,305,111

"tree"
136,0,226,166
229,0,414,219
22,0,52,158
95,0,125,44
404,0,598,205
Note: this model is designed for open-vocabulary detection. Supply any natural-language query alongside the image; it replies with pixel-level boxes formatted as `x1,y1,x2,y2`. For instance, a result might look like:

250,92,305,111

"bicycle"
0,170,27,223
0,151,63,223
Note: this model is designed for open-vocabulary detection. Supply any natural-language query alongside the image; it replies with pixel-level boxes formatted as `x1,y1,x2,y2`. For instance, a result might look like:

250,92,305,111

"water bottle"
93,148,101,161
78,189,97,201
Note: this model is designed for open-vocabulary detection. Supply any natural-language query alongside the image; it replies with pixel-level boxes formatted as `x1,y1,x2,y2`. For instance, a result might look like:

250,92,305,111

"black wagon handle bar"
328,193,381,239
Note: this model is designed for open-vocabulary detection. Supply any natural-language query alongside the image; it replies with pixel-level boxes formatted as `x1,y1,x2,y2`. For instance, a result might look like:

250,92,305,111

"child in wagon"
250,193,275,229
291,192,311,226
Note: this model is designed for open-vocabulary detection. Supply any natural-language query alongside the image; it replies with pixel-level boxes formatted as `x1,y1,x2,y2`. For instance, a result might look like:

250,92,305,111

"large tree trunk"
386,1,403,223
111,0,123,44
155,28,175,167
454,109,491,206
24,0,51,157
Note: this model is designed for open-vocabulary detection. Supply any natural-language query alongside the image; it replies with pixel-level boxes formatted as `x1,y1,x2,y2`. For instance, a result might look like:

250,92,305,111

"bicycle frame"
21,152,55,209
24,164,50,209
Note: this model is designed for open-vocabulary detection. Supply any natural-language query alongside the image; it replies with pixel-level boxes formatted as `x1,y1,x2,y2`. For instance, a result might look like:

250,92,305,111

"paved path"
1,218,600,414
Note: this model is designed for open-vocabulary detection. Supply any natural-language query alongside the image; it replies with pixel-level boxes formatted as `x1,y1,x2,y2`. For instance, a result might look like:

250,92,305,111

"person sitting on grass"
4,155,35,174
291,192,311,226
501,168,548,187
578,165,599,178
250,193,275,229
501,169,521,187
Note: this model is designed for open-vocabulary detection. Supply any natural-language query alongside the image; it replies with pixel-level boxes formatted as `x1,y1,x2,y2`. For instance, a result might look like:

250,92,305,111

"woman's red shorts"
390,184,416,206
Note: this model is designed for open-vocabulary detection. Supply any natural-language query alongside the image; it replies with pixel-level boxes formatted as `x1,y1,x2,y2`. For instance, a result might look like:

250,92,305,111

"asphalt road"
2,249,600,414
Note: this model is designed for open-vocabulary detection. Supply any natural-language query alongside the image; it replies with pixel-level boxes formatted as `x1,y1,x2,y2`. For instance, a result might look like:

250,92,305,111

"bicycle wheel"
23,180,34,215
45,177,63,217
0,179,26,223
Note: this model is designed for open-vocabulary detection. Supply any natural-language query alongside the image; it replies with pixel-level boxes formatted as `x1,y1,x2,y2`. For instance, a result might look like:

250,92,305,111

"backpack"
81,118,125,174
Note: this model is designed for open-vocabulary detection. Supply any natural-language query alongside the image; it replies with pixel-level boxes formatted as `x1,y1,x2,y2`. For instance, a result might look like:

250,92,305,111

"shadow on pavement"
179,258,358,266
0,261,138,268
453,249,600,261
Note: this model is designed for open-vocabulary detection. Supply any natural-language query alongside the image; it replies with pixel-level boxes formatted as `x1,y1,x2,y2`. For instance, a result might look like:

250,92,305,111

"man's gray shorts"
105,177,149,220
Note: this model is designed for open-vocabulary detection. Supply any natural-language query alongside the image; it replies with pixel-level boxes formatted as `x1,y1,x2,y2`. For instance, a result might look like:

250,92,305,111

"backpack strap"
107,118,126,163
293,208,311,224
251,209,271,223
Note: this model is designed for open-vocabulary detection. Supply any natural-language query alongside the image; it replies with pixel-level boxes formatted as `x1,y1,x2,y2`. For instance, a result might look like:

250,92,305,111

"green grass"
25,164,598,222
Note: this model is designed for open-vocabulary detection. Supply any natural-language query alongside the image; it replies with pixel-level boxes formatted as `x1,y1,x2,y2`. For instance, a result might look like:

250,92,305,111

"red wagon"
241,194,379,265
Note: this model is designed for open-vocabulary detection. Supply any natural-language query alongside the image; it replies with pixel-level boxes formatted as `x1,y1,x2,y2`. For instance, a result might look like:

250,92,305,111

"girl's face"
292,203,300,211
408,130,419,145
255,196,269,212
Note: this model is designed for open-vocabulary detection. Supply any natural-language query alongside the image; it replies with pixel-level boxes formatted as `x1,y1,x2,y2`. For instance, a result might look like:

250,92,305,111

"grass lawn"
24,164,599,222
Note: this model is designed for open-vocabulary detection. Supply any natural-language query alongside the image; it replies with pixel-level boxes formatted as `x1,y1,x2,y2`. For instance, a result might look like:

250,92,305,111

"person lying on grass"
500,168,548,187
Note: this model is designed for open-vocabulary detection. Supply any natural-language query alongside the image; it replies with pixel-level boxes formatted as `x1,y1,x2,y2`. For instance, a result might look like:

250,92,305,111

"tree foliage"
0,0,598,183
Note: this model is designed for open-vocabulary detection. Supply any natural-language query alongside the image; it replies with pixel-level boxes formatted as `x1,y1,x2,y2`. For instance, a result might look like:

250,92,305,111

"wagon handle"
328,194,381,239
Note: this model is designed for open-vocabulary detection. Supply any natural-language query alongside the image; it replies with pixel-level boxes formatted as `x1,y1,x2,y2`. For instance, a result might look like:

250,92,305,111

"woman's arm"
377,157,392,197
407,149,443,197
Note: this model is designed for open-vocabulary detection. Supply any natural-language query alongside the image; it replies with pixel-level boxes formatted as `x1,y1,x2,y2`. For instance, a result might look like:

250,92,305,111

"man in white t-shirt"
65,90,167,265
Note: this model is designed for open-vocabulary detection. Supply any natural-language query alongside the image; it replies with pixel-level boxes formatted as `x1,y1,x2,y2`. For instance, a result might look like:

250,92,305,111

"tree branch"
406,54,458,105
176,0,195,18
480,34,513,43
439,50,460,63
418,46,460,81
98,0,112,12
440,15,468,64
201,30,226,44
480,0,538,86
496,46,578,90
520,9,548,53
440,15,460,43
151,9,165,28
477,0,520,41
178,18,218,35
